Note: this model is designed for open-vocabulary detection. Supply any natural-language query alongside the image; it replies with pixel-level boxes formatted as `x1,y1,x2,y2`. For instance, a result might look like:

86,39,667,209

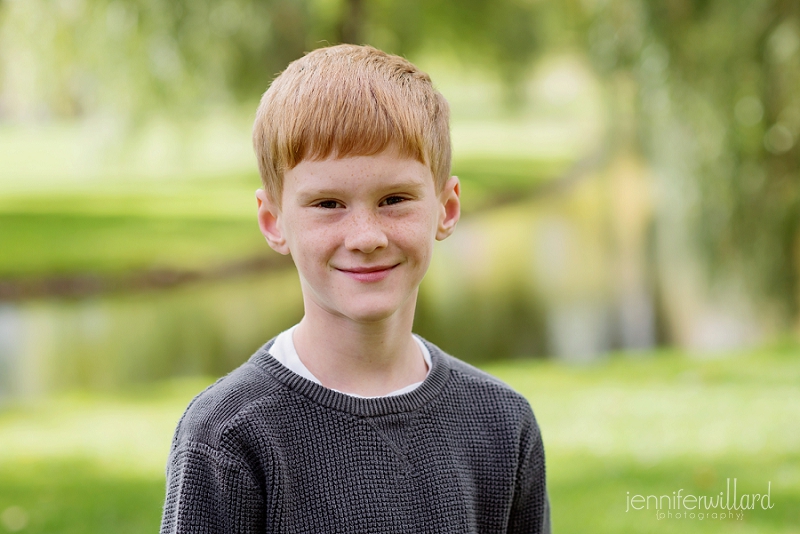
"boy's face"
256,148,460,325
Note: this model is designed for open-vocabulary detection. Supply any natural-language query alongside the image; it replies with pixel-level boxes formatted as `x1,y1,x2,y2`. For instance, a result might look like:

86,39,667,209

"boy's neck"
292,299,427,397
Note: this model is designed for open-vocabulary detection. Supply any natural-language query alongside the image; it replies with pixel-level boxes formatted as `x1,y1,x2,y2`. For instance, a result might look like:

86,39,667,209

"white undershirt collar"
268,324,431,398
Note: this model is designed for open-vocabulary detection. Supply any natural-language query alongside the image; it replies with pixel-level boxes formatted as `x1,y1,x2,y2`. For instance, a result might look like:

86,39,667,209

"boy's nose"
344,210,389,253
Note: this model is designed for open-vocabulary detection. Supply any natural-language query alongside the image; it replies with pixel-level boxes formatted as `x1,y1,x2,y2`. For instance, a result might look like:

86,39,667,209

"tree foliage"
0,0,543,119
574,0,800,319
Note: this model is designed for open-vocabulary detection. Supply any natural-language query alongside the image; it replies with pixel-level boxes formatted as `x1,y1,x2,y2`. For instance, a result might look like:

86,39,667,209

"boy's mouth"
336,264,398,282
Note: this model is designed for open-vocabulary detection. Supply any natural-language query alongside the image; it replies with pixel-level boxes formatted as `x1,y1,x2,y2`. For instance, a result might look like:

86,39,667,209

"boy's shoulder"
421,339,537,420
170,343,282,451
422,338,521,388
434,344,508,387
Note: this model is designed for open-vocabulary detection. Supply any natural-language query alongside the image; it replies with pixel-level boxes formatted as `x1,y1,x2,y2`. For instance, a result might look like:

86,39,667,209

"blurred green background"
1,0,799,532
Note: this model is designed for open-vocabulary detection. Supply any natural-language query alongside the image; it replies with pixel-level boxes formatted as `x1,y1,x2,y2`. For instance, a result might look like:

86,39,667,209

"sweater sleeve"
160,442,265,534
507,409,551,534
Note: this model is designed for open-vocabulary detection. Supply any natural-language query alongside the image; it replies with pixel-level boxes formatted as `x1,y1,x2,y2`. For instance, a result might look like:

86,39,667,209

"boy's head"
252,44,451,205
252,45,460,324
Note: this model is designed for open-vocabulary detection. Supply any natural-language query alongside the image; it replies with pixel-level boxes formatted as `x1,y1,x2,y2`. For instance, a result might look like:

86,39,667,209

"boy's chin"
322,298,415,325
338,305,407,325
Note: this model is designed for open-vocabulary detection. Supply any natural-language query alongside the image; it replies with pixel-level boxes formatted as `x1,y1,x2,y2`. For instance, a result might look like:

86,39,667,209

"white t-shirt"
268,324,432,398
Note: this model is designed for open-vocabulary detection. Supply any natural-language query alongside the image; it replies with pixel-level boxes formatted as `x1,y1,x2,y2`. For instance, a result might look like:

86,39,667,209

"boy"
161,44,549,533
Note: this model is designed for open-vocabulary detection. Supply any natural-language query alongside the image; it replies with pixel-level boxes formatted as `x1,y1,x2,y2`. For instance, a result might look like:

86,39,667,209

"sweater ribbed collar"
251,338,452,418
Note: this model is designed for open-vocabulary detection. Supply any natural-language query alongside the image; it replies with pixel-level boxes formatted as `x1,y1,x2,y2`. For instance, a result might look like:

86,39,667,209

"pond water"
0,270,304,399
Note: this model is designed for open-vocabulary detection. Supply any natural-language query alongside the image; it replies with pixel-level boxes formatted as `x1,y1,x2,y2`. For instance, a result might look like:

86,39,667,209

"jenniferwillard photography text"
625,478,774,521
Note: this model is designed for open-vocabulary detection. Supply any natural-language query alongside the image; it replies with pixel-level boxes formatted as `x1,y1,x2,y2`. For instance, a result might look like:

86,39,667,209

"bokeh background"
1,0,799,532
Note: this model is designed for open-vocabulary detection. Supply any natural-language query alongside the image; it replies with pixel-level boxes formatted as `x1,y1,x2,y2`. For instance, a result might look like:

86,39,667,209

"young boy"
161,44,549,534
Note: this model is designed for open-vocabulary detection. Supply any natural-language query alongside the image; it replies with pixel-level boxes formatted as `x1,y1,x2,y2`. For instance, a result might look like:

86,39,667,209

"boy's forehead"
285,151,434,191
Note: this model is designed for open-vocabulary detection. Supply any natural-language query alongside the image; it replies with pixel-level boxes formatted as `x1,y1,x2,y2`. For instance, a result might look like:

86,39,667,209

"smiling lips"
336,264,398,282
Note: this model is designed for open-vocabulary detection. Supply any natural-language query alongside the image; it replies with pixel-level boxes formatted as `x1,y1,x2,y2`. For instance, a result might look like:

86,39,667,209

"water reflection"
0,271,303,399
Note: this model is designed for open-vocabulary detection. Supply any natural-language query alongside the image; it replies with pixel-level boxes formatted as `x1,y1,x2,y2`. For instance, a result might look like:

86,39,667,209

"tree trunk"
337,0,364,44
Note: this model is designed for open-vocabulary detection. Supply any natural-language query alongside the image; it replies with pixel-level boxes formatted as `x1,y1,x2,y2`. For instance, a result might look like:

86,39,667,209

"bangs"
281,70,430,166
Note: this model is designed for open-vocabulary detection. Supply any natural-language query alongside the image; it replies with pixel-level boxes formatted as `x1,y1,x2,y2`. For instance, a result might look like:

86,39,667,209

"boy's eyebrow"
295,179,429,199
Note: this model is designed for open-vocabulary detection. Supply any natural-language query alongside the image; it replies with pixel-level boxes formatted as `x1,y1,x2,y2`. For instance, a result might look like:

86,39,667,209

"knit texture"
160,339,550,534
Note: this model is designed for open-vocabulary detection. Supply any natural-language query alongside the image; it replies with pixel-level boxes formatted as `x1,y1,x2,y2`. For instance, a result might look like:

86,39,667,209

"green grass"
0,174,268,278
485,348,800,533
0,378,211,534
0,212,269,277
0,460,164,534
1,348,798,533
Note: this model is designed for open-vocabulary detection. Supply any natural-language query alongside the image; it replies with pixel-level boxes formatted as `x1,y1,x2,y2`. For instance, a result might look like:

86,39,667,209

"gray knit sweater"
161,339,550,533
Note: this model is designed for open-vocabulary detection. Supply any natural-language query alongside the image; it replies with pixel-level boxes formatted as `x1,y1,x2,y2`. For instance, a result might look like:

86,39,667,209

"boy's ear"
256,189,290,255
436,176,461,241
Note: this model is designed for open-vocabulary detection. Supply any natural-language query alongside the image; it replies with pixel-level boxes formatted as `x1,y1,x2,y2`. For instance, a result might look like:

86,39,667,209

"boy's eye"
382,196,407,206
315,200,341,209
